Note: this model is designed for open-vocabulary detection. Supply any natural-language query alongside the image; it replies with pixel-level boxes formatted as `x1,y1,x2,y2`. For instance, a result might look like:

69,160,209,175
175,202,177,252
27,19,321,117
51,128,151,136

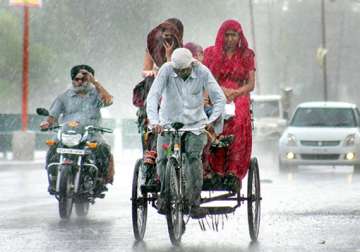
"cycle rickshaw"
131,121,261,246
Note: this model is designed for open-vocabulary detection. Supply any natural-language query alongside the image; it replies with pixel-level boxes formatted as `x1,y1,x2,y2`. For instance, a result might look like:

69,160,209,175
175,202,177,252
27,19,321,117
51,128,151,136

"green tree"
0,10,22,102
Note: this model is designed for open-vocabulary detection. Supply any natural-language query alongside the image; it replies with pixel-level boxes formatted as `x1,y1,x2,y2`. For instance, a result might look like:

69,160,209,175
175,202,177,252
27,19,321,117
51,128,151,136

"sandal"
144,150,157,165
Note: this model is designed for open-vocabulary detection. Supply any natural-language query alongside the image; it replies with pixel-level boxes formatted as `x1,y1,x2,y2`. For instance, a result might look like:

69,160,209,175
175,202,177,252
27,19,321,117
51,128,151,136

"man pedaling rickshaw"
146,48,226,218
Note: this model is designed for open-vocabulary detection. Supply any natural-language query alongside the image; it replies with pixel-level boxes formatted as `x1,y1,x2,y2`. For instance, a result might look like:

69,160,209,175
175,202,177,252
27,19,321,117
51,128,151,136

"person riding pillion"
40,65,115,192
146,48,226,218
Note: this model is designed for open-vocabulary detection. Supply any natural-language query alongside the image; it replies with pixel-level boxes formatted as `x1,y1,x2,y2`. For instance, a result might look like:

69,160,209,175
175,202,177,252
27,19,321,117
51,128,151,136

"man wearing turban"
40,65,114,193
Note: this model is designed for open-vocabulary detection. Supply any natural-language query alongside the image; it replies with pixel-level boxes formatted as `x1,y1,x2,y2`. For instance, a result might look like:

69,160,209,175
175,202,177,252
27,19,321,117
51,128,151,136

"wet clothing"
46,86,112,182
157,132,207,206
135,20,184,152
146,61,225,206
146,62,226,129
203,19,256,180
147,21,183,68
49,86,107,127
135,19,184,185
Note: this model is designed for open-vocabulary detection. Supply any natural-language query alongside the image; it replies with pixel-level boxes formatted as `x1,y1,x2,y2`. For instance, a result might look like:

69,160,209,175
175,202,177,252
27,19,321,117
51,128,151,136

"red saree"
203,19,256,180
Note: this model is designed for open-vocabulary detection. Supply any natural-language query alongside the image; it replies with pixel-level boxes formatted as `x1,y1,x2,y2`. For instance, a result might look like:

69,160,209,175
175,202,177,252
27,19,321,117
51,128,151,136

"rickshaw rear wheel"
247,157,261,241
132,159,148,241
165,157,184,246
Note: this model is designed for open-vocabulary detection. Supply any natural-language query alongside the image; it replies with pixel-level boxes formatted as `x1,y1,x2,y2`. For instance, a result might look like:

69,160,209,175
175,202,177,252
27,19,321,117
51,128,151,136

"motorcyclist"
40,65,114,193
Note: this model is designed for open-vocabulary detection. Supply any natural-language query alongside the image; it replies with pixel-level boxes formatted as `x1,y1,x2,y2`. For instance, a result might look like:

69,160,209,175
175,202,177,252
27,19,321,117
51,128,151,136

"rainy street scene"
1,0,360,251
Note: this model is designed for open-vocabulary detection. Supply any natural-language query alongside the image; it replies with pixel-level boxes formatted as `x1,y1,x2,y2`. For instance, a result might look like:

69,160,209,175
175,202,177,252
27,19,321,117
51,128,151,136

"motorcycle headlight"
287,133,297,146
344,134,355,146
61,133,82,147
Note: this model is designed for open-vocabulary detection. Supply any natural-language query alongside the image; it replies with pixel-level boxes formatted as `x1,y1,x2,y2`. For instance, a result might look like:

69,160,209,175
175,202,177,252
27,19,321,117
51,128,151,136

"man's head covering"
170,48,196,69
70,64,95,80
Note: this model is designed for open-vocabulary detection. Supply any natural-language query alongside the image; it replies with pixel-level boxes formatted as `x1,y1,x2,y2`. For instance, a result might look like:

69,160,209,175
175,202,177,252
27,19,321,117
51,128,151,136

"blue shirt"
146,62,226,129
49,86,105,126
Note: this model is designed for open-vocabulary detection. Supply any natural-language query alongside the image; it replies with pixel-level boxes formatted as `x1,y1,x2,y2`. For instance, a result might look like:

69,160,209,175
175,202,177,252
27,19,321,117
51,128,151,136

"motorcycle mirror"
36,108,49,116
102,128,113,133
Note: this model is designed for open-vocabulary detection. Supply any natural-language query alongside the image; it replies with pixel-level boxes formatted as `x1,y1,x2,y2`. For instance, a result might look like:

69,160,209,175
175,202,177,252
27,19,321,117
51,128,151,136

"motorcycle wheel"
75,202,90,217
58,167,74,219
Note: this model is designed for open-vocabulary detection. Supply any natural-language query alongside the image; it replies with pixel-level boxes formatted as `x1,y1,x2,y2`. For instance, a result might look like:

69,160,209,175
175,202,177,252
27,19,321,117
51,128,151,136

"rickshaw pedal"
189,206,208,219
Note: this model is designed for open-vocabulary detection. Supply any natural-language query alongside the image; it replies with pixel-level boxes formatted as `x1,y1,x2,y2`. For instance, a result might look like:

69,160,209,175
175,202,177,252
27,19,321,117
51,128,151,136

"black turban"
70,64,95,80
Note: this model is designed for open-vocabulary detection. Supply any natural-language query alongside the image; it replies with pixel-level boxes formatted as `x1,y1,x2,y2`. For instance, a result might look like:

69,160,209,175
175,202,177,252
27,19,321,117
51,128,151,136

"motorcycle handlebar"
40,125,60,132
85,125,113,134
40,125,113,134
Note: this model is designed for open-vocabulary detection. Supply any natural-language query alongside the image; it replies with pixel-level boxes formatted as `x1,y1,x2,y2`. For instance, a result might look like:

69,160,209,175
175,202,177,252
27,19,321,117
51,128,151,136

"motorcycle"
36,108,113,219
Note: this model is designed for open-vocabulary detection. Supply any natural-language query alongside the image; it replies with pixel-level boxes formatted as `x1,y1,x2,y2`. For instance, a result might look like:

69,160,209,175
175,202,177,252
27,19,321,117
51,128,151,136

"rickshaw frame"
131,123,262,245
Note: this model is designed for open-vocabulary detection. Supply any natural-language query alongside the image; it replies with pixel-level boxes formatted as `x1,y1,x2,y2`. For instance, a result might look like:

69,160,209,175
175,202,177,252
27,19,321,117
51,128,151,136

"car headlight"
344,134,355,146
61,133,82,147
287,133,297,146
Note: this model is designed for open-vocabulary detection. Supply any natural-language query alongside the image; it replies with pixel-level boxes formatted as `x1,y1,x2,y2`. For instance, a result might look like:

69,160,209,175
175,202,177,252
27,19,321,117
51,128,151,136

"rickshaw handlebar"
162,125,206,133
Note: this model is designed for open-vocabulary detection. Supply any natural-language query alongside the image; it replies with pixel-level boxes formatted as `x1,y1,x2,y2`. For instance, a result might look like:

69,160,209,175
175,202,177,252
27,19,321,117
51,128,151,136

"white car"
278,101,360,171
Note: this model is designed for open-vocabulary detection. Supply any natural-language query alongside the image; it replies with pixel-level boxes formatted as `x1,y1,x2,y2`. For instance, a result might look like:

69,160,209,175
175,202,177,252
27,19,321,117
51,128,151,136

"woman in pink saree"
203,19,256,184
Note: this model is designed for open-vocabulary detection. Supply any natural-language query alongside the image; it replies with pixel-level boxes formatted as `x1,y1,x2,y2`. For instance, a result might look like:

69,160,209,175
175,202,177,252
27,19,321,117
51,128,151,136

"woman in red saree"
203,19,256,183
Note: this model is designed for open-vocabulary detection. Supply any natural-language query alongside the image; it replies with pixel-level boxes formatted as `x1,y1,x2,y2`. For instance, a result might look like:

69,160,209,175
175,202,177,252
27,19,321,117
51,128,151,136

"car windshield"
290,107,357,127
253,100,280,118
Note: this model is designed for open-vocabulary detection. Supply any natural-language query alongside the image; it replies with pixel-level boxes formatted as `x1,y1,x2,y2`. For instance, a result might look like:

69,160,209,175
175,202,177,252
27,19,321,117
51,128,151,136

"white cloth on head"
170,48,197,69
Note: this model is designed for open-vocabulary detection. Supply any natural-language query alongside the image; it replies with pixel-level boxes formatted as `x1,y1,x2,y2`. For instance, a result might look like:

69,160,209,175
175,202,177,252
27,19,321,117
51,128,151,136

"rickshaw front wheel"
132,159,148,241
165,157,184,246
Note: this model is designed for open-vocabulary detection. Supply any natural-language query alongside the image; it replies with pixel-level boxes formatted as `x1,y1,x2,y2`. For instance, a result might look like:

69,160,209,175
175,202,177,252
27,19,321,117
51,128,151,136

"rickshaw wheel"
132,159,148,241
247,157,261,241
165,157,184,246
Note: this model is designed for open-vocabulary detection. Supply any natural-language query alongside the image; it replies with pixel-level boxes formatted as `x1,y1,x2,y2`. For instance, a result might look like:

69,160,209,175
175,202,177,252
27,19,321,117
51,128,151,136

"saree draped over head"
134,19,183,155
147,20,183,68
135,19,183,109
203,19,256,180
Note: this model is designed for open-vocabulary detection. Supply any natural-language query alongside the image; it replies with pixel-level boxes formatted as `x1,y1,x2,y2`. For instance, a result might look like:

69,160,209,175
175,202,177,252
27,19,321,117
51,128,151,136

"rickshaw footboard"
202,206,237,215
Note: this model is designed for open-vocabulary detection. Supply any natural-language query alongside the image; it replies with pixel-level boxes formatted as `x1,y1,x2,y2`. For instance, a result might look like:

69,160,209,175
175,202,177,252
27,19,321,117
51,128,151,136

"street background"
1,0,360,251
1,0,360,117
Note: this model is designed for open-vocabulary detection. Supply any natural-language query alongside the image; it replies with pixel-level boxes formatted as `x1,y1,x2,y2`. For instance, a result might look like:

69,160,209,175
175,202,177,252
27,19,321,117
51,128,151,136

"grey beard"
72,83,92,93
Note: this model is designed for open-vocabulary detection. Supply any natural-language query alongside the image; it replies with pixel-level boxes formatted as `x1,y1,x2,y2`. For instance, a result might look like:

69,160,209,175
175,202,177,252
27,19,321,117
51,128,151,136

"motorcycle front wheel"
58,166,74,219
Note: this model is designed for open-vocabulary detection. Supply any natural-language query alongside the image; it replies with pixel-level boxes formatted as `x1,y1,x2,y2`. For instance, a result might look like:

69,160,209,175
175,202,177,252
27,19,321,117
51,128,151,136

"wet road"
1,151,360,252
